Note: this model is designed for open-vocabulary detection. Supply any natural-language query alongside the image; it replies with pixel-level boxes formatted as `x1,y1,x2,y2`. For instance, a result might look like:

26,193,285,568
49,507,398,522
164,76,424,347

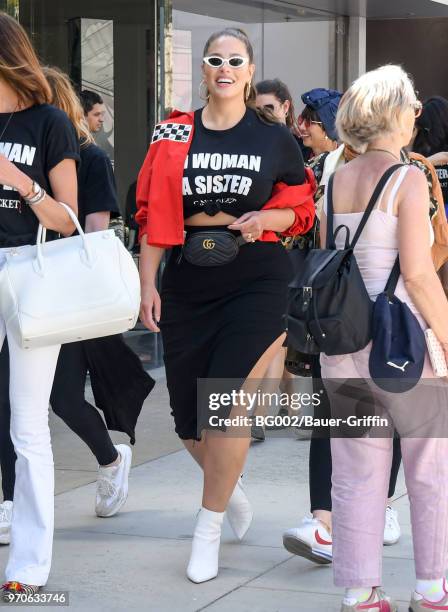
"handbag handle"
35,202,94,274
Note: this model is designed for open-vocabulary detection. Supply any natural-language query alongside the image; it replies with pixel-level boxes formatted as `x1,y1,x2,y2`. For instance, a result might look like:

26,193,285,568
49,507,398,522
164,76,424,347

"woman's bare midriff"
184,211,238,226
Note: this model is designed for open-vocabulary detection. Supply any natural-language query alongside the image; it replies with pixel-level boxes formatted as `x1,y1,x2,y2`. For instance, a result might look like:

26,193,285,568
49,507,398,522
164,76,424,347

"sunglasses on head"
203,55,249,69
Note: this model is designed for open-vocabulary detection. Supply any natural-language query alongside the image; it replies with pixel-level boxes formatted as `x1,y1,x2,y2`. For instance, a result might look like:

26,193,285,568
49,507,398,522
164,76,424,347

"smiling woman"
136,26,315,587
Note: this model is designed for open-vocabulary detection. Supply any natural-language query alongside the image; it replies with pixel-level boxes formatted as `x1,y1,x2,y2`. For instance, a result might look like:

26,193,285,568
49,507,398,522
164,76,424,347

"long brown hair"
43,66,93,145
202,28,277,125
255,78,298,130
0,12,51,106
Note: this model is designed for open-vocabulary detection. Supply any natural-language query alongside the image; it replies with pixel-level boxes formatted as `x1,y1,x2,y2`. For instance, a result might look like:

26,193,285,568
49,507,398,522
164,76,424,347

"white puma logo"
386,360,410,372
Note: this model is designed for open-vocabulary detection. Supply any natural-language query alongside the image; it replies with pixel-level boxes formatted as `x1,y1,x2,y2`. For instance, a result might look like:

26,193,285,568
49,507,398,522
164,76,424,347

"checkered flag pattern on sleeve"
151,123,192,144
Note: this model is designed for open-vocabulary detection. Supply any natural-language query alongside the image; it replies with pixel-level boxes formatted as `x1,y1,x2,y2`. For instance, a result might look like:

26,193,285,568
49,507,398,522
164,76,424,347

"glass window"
17,0,162,368
19,0,156,216
171,0,336,113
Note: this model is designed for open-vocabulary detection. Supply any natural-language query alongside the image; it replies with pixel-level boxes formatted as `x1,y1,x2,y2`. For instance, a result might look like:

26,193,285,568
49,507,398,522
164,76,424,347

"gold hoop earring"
199,79,210,101
244,81,252,102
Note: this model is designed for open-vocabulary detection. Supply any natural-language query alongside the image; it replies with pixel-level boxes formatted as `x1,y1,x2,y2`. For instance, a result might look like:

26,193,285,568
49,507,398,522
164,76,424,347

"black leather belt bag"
181,231,247,266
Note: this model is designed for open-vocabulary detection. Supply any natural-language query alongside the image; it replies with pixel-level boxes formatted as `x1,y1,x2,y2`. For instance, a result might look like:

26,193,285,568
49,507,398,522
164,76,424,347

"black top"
78,142,119,230
436,164,448,210
0,104,80,247
182,107,305,219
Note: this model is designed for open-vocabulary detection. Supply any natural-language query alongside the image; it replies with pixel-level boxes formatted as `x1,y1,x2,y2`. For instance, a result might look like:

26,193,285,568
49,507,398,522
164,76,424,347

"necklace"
365,148,400,161
0,107,16,142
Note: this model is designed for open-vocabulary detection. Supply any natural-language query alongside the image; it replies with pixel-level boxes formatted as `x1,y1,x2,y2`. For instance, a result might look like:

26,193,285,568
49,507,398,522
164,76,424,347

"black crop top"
182,107,305,219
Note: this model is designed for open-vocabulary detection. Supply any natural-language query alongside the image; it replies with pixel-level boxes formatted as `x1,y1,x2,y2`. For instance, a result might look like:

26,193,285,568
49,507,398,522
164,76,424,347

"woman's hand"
427,152,448,166
0,154,32,195
140,283,161,332
228,211,266,242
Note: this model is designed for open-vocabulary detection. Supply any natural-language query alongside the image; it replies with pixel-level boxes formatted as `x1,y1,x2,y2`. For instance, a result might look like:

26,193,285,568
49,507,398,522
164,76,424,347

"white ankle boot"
187,507,224,583
227,476,253,541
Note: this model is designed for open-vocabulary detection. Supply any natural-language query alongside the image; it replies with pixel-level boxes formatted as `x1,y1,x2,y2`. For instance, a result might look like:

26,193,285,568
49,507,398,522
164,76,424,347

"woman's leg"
401,436,448,580
331,435,392,587
50,343,118,466
250,346,287,441
0,342,16,502
202,333,286,511
51,342,132,518
183,333,287,508
186,334,286,583
310,363,333,525
282,354,334,563
5,326,60,586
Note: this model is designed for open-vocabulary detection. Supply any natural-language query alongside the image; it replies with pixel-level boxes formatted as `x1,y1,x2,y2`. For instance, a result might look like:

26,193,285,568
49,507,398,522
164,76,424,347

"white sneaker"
283,516,332,564
0,501,12,545
95,445,132,518
383,506,400,545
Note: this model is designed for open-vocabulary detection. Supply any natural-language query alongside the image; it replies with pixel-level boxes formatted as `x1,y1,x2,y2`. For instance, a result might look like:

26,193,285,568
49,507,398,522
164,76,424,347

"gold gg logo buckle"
203,238,215,250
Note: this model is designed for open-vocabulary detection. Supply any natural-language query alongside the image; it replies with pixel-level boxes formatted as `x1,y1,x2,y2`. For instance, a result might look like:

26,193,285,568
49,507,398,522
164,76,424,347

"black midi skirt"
160,226,293,440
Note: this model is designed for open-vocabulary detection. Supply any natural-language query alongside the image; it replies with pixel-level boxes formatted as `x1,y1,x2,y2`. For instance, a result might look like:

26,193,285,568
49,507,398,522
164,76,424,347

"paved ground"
0,372,413,611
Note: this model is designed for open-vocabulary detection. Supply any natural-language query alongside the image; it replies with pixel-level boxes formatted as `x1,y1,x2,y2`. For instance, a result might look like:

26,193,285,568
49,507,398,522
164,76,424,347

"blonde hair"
0,12,52,106
43,66,93,145
336,65,417,152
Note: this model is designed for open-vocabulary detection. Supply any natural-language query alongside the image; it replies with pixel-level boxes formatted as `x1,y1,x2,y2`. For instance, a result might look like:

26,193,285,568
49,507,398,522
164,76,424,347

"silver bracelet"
25,186,46,206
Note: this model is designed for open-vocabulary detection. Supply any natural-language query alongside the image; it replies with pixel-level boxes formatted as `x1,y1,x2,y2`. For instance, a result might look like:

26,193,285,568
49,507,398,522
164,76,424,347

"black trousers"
0,343,15,502
309,357,402,513
0,341,118,502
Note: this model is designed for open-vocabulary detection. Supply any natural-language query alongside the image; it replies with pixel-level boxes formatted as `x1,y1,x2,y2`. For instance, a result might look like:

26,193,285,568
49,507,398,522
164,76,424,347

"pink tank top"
323,166,433,323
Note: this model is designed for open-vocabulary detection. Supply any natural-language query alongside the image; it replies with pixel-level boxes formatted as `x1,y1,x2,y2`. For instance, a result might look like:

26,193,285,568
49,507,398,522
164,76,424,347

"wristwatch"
23,181,46,206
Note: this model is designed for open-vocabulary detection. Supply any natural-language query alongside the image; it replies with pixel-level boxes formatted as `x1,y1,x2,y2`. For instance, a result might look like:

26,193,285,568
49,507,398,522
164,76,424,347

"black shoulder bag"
287,164,404,356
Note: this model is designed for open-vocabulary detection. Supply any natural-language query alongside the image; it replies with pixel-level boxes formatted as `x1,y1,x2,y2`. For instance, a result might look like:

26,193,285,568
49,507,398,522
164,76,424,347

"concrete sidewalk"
0,376,413,611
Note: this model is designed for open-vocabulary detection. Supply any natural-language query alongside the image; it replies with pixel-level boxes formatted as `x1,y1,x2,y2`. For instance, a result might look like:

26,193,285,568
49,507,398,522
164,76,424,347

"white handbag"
1,203,141,349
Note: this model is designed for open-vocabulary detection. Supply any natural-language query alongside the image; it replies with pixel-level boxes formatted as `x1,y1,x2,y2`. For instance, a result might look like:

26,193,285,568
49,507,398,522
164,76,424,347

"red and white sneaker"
2,582,40,603
341,587,397,611
282,516,332,564
410,579,448,611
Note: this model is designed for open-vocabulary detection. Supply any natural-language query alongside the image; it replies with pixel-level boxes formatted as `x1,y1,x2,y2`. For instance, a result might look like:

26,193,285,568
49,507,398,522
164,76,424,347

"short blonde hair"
336,65,417,152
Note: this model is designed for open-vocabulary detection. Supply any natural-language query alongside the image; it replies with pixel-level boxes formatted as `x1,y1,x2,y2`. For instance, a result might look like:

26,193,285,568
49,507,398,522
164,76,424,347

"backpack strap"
326,164,404,249
325,173,337,248
350,164,404,248
384,256,401,297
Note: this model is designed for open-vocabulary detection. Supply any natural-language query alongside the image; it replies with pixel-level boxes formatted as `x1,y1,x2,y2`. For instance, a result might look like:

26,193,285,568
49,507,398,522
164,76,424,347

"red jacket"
136,110,316,248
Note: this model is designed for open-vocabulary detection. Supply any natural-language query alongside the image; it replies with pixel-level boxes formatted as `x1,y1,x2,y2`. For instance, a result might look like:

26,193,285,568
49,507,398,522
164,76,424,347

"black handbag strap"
326,163,404,249
385,256,401,297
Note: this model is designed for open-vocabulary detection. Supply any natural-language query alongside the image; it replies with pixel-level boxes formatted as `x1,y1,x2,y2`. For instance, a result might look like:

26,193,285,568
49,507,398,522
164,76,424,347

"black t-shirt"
78,142,119,230
0,104,80,247
182,108,305,219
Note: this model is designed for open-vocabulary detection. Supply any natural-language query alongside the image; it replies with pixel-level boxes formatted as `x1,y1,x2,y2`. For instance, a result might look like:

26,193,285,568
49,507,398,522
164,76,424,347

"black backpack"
287,164,403,357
